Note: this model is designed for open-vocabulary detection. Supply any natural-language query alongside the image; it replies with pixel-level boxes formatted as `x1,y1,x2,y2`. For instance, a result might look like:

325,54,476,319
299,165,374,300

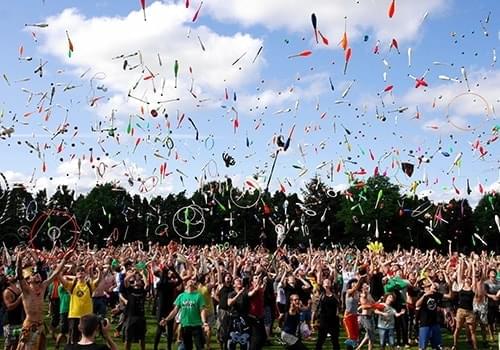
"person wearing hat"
15,249,73,350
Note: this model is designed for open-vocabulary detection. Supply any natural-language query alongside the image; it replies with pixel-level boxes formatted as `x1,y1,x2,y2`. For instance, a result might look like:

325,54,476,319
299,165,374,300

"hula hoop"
25,200,38,222
204,135,215,150
446,92,493,131
230,178,262,209
29,209,80,259
154,224,169,236
172,205,205,240
202,159,219,178
97,162,107,178
165,136,175,150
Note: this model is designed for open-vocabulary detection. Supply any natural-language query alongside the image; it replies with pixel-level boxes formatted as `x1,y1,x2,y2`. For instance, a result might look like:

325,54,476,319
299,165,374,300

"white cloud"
204,0,449,44
402,69,500,133
4,156,174,198
37,2,264,118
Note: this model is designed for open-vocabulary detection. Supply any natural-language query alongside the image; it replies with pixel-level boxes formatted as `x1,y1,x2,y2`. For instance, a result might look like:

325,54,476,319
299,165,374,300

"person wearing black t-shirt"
452,262,478,350
415,282,443,350
154,262,182,350
64,314,118,350
314,278,340,350
123,271,149,350
281,294,308,350
215,272,234,350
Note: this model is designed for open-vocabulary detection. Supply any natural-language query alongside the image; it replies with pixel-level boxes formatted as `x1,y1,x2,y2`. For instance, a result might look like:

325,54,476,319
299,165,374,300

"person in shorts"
56,282,70,350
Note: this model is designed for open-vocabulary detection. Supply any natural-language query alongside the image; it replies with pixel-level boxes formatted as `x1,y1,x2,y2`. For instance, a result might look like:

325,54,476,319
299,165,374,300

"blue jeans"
378,328,394,347
418,324,442,349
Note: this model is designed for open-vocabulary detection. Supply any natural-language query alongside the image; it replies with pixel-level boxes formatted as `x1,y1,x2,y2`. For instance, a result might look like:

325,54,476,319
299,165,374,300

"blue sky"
0,0,498,204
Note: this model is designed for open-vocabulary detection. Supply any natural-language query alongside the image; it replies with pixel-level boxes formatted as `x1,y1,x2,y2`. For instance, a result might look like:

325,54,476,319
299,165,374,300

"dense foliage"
0,176,498,252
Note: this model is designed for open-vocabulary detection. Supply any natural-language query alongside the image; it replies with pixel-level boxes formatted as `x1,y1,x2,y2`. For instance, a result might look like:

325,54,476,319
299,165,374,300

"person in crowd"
163,274,209,350
153,256,183,350
16,249,72,350
58,264,103,345
416,281,443,350
63,313,118,350
314,276,340,350
122,268,149,350
281,294,308,350
2,270,24,350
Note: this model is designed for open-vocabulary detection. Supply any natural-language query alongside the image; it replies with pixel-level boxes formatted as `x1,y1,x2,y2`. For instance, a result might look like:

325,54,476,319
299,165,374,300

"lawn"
1,300,495,349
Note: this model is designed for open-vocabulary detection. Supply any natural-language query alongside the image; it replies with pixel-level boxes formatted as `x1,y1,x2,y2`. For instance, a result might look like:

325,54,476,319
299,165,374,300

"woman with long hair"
452,258,478,350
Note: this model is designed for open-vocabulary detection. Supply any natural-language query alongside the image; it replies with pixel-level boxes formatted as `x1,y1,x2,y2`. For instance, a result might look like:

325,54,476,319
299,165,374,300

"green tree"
473,192,500,251
335,175,401,248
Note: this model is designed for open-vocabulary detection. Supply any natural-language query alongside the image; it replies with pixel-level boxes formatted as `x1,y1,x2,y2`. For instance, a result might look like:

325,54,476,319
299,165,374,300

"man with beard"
153,256,182,350
16,250,72,350
123,269,149,350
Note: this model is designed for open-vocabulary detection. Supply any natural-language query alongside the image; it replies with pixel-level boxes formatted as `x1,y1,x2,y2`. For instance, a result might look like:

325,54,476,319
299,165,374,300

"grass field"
1,301,496,349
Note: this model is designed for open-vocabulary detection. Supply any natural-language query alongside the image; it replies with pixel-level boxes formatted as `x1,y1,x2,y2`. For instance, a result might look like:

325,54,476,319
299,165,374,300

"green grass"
1,300,495,349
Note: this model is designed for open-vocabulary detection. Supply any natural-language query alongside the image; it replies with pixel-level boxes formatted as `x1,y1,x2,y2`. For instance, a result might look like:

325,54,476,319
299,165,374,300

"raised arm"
16,252,29,292
44,250,73,288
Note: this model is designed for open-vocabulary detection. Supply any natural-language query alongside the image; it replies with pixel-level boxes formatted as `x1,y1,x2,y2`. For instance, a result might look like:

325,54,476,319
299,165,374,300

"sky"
0,0,498,205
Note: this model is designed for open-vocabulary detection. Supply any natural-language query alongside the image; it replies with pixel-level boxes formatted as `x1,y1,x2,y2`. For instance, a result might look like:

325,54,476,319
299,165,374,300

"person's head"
223,272,233,286
76,266,87,281
78,314,101,339
289,293,300,308
346,278,359,291
28,272,42,286
252,273,261,286
488,268,496,281
464,275,472,288
186,275,198,291
131,274,144,289
322,278,332,290
287,274,296,286
234,277,243,290
384,293,395,304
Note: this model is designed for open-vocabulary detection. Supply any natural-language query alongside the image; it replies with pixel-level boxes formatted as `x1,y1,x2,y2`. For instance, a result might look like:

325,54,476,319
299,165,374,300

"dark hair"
79,314,100,337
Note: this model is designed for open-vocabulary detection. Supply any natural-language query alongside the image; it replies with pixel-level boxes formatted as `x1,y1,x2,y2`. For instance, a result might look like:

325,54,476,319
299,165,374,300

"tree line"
0,175,498,252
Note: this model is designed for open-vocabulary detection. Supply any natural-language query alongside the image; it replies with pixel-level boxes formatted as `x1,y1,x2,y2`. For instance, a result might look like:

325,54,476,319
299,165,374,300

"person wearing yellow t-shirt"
58,265,102,345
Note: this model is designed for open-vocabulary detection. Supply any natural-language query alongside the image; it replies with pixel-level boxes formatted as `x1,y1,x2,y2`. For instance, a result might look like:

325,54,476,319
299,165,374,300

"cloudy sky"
0,0,498,205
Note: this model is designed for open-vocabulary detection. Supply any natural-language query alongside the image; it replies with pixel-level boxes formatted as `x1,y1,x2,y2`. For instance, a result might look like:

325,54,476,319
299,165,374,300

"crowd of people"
0,240,499,350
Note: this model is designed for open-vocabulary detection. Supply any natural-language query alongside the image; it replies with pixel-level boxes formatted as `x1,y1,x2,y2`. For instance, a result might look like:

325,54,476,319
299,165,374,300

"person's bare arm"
3,288,22,311
165,305,179,322
44,250,73,288
16,252,29,293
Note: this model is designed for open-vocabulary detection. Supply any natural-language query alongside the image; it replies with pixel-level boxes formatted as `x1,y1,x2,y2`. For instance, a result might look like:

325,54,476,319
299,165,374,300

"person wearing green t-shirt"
164,275,208,350
55,283,70,350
